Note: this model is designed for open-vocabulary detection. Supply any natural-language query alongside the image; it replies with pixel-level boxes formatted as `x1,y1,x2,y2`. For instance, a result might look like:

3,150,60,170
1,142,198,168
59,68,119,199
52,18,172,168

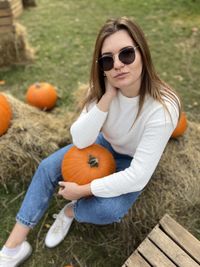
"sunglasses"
98,46,138,71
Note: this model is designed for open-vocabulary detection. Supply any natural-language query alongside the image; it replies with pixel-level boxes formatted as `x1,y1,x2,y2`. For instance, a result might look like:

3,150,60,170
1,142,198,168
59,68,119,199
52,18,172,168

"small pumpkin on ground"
171,112,187,138
62,144,116,185
26,82,58,110
0,94,12,136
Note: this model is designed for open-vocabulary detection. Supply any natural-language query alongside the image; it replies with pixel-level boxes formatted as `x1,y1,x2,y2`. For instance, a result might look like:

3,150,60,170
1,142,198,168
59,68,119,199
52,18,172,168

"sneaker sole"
15,247,32,267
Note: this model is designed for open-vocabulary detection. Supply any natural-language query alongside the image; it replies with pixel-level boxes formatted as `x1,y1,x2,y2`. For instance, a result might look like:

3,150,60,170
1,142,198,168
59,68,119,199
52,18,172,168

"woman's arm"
90,104,179,197
70,81,117,149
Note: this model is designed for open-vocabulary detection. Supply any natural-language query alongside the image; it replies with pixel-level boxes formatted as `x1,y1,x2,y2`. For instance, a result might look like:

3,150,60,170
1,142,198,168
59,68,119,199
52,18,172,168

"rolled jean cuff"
16,215,35,229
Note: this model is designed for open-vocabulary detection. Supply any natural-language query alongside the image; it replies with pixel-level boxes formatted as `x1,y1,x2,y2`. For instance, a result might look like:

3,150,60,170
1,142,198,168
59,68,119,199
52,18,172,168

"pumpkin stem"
88,155,99,167
35,82,41,88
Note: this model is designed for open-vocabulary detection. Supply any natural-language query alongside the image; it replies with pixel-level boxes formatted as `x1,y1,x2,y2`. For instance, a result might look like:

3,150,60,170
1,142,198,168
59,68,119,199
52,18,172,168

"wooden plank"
137,238,176,267
0,8,12,17
122,251,151,267
0,15,12,25
0,1,10,9
149,225,200,267
0,24,14,33
160,214,200,264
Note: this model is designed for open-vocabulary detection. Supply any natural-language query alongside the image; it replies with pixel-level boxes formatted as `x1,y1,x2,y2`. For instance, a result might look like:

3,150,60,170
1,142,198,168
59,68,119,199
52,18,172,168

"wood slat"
0,1,10,9
0,25,13,33
160,214,200,264
0,15,12,25
137,238,176,267
0,0,23,18
149,225,199,267
122,251,151,267
0,8,11,17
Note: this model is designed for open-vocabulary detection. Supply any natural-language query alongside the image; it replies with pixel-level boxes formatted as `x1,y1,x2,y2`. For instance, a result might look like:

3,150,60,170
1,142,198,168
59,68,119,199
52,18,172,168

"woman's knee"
36,144,73,184
90,193,141,224
92,197,130,224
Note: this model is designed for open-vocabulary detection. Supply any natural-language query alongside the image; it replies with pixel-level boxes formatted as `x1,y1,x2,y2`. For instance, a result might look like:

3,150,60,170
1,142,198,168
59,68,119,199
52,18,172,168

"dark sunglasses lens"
99,56,113,71
119,48,135,65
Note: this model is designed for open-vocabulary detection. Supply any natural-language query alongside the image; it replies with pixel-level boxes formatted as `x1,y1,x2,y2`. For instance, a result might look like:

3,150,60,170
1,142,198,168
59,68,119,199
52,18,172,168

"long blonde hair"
82,17,181,120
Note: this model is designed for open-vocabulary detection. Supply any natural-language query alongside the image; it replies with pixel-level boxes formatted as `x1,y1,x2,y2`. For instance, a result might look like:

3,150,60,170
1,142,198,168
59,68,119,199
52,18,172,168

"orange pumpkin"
62,144,116,185
0,94,12,136
26,82,58,110
171,112,187,138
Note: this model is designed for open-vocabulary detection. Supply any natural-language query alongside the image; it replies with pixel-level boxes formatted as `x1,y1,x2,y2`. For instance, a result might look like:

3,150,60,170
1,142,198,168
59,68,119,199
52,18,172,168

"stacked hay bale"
0,0,34,67
0,93,75,186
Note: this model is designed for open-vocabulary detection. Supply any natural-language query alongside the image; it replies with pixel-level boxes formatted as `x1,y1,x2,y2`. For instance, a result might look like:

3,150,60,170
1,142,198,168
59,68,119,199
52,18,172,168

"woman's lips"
114,72,128,78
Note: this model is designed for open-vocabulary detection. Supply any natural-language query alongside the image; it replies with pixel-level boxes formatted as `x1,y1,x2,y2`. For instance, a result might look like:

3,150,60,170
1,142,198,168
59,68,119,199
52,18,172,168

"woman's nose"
113,54,124,69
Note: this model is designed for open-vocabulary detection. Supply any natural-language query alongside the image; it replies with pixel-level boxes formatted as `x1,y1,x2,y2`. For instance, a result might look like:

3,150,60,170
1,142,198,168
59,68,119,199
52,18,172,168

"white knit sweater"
70,90,179,197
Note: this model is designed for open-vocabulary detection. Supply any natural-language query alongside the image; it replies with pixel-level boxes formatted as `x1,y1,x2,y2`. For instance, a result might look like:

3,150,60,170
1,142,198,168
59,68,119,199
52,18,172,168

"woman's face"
101,29,143,97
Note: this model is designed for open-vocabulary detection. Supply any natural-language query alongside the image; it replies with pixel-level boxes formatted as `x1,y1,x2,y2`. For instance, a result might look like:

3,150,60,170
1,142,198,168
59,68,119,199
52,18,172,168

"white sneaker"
45,202,75,248
0,241,32,267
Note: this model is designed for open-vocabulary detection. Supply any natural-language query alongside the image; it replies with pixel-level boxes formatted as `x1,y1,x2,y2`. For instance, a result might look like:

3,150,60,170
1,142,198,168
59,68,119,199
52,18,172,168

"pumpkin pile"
62,144,116,185
0,93,12,136
26,82,58,110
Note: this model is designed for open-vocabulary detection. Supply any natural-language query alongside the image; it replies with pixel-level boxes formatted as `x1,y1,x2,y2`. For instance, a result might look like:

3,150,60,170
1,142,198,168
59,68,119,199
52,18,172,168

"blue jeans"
16,134,141,228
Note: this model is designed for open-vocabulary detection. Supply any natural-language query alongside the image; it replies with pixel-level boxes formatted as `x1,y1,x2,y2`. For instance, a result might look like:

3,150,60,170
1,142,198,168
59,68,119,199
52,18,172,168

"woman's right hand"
104,78,118,99
97,79,117,112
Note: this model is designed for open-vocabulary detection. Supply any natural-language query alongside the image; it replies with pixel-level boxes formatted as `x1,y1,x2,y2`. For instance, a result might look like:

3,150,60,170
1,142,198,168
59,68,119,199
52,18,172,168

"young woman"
0,17,180,266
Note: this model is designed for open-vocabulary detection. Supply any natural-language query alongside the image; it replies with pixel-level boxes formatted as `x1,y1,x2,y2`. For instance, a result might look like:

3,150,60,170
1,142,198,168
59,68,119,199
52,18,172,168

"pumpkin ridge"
61,144,116,185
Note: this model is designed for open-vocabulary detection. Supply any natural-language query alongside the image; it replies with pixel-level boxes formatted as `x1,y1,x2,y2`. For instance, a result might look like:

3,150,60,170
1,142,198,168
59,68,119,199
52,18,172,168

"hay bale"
0,93,74,186
120,121,200,253
0,22,34,68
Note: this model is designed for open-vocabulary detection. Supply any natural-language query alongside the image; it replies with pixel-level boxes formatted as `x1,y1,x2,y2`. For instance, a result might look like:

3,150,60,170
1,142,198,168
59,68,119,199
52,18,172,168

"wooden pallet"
0,0,23,33
0,0,23,18
122,214,200,267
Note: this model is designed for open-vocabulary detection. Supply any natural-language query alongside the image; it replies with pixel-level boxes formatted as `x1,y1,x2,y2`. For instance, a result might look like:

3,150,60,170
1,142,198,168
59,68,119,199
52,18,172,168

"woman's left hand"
58,181,92,200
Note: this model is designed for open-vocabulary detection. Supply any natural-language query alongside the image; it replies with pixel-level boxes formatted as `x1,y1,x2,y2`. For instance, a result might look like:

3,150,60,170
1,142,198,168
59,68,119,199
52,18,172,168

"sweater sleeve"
70,104,108,149
91,103,179,197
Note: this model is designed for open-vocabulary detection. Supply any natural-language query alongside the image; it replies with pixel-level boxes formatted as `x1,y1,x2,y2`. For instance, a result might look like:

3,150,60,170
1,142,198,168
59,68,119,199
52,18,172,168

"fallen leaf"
0,80,5,85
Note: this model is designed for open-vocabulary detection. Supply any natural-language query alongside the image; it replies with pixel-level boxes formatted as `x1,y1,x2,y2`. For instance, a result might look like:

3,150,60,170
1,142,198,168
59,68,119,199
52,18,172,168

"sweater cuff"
91,178,113,198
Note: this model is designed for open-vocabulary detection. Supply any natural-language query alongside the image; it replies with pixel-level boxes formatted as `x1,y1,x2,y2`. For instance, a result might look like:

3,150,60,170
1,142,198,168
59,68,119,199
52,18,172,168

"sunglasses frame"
97,45,139,71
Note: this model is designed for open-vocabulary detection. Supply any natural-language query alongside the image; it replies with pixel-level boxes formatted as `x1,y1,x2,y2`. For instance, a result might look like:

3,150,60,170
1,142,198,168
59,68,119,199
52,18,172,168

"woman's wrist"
97,93,114,112
78,183,92,198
